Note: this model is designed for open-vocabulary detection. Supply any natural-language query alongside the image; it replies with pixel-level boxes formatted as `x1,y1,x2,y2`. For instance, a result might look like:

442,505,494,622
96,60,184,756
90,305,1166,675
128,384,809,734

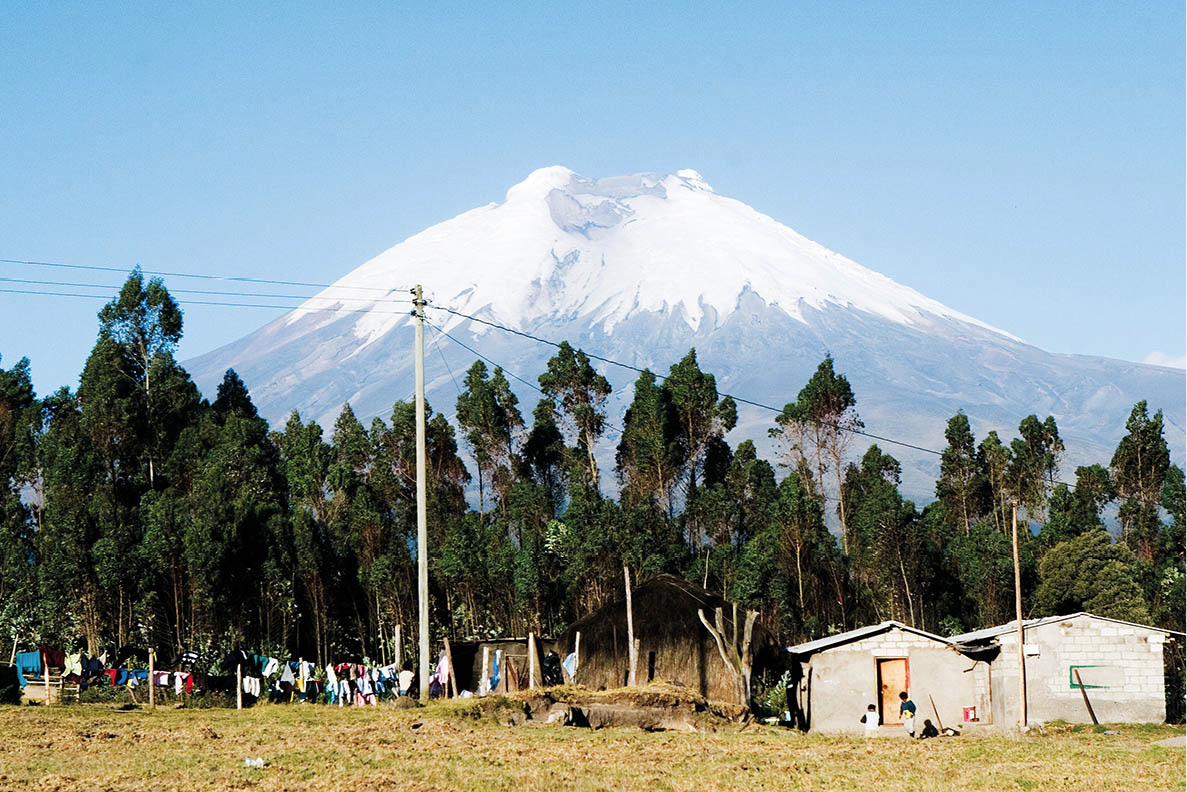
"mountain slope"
187,167,1185,499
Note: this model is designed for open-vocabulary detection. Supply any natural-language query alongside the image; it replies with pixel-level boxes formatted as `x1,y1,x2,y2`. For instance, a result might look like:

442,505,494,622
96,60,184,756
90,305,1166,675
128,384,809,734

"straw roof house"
554,574,778,706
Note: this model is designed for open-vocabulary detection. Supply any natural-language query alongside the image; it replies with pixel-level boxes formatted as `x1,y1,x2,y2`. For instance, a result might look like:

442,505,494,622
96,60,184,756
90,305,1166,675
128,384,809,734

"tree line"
0,271,1182,667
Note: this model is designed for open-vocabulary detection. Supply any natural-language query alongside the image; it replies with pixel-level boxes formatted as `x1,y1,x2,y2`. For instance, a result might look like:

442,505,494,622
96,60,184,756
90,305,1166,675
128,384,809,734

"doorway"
877,658,909,725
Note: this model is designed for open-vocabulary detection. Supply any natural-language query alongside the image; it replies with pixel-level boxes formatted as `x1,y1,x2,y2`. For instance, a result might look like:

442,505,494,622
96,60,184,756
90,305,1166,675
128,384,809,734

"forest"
0,271,1182,667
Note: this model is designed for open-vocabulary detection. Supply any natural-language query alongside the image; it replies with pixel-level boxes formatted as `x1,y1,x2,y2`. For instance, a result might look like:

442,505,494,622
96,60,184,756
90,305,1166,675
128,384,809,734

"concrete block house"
951,613,1185,726
786,621,981,734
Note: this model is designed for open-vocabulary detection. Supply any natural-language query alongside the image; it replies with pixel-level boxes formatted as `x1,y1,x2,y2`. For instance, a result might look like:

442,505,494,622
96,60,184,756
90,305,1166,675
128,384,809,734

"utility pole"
1012,500,1027,729
413,285,430,701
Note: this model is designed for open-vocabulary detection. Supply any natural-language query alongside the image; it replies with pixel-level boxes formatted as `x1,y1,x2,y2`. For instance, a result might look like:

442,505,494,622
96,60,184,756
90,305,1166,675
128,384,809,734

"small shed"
786,621,982,733
950,612,1185,726
553,574,778,706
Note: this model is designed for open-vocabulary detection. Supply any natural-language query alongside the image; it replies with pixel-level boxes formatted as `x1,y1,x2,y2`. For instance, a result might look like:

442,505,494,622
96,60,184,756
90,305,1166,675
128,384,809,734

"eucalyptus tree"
1111,401,1171,561
771,355,862,553
538,341,611,492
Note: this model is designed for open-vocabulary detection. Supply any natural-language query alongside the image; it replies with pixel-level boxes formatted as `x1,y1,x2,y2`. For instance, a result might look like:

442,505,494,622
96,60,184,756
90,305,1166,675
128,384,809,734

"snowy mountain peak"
288,167,1018,349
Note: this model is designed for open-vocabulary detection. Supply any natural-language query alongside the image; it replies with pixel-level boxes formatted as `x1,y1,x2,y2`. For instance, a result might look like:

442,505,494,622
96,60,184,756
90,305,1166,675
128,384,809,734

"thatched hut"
554,574,778,706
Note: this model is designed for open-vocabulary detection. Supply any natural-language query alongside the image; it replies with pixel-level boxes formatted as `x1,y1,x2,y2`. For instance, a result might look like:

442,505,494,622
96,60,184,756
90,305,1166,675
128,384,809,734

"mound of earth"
479,681,751,732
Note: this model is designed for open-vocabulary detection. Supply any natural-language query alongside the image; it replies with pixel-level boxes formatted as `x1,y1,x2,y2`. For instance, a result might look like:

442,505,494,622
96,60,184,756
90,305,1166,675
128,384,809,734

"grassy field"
0,700,1181,792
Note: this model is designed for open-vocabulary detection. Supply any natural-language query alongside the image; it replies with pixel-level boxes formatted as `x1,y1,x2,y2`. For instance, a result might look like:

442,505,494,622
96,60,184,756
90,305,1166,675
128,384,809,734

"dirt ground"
0,701,1181,792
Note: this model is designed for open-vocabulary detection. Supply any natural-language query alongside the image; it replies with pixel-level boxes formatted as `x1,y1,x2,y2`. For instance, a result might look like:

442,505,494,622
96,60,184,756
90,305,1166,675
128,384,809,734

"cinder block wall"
990,616,1167,725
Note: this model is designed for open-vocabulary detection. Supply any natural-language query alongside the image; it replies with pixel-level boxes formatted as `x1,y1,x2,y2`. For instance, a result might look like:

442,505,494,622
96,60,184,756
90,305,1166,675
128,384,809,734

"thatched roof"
554,573,779,702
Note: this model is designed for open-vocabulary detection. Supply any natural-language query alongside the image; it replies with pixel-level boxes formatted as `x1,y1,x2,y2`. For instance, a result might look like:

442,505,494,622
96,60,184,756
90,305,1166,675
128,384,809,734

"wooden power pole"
413,285,430,701
1012,501,1027,729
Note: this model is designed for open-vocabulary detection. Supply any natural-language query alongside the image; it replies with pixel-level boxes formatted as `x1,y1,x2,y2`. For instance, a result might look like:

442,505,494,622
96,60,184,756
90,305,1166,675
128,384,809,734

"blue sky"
1,1,1183,396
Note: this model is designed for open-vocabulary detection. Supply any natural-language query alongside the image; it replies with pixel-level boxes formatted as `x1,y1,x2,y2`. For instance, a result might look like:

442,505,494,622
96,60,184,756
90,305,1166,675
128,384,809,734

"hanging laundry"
14,650,41,677
562,652,577,680
398,669,414,696
262,657,279,677
63,652,83,678
488,650,501,693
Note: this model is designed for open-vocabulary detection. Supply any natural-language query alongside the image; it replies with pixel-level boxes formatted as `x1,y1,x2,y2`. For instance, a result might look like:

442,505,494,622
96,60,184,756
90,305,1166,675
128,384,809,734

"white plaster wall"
803,628,977,734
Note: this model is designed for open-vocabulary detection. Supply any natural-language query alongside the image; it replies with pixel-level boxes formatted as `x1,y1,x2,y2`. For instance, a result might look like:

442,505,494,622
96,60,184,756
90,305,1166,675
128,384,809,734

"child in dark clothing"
898,691,917,737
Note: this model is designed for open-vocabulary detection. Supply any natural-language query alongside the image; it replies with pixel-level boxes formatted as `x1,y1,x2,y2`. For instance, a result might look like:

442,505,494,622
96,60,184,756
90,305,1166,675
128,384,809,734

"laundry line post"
443,637,459,698
148,650,155,710
574,631,581,684
528,633,537,690
236,664,242,710
44,655,50,705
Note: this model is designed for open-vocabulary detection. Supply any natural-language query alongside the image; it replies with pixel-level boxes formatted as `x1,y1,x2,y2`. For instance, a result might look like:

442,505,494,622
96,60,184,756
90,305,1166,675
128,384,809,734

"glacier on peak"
284,166,1017,347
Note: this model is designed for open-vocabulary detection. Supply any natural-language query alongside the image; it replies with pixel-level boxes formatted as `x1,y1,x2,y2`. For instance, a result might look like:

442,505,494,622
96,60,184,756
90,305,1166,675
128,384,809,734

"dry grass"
0,701,1180,792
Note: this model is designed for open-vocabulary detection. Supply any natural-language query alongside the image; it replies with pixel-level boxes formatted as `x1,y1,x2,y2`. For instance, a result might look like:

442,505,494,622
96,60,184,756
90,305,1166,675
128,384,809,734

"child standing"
898,691,917,737
860,703,879,735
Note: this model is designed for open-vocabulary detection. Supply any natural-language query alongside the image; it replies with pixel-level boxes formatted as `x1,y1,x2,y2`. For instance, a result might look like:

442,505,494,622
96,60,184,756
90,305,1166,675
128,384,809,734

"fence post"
528,633,537,689
236,664,242,710
148,650,155,709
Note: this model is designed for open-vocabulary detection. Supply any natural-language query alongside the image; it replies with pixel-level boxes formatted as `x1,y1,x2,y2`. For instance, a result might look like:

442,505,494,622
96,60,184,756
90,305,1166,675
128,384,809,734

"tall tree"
0,357,38,643
936,412,985,535
538,342,611,491
1110,401,1171,561
771,355,862,553
664,350,737,505
616,369,683,511
1006,415,1063,526
455,361,523,517
97,268,183,487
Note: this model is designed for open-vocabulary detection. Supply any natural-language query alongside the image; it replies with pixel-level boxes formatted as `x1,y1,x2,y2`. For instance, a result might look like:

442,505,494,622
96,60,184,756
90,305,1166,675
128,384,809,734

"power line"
426,303,941,457
429,322,463,397
424,317,622,435
0,287,418,316
0,256,411,294
0,275,414,306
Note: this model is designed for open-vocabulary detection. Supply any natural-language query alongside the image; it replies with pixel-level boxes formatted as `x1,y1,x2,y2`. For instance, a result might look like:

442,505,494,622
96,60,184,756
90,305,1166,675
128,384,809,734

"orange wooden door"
878,658,908,724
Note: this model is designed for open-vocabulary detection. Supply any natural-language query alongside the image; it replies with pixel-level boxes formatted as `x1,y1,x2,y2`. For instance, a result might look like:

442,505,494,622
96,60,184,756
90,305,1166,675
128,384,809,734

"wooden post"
413,285,430,702
624,565,637,687
236,664,242,710
443,637,459,698
1073,669,1099,725
1012,502,1027,729
481,647,490,694
574,631,581,684
148,650,155,709
394,625,402,670
528,633,537,690
44,659,50,705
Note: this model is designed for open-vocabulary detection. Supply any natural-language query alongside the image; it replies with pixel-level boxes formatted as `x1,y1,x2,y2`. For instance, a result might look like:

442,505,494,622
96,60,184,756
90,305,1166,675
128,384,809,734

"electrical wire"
0,275,414,305
425,317,622,435
0,268,1081,492
0,287,418,316
426,303,941,457
0,256,412,294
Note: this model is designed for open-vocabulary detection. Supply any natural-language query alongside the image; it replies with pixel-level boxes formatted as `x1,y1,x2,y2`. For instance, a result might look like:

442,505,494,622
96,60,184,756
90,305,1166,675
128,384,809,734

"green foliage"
1036,530,1149,622
6,276,1183,670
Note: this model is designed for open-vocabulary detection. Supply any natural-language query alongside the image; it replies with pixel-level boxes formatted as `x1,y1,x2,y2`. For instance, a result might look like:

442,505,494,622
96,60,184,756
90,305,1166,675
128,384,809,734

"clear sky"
1,1,1183,397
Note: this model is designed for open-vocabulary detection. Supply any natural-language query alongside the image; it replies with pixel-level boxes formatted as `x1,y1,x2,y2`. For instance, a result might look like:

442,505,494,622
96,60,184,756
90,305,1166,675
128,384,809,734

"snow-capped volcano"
287,166,1013,352
187,167,1184,499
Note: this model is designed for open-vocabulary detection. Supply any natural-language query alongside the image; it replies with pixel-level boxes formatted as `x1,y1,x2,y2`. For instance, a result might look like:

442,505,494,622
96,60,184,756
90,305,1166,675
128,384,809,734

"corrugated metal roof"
950,612,1185,644
785,620,952,656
